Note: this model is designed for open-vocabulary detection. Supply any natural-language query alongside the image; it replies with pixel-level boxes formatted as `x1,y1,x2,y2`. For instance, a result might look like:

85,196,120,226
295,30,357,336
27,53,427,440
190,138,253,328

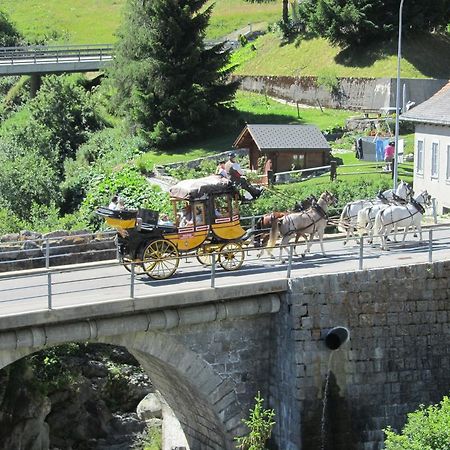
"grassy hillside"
2,0,449,79
1,0,280,44
232,32,450,79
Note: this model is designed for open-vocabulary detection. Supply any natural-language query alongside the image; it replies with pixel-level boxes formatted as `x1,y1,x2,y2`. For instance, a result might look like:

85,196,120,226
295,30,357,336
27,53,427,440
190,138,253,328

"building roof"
400,82,450,126
233,124,331,152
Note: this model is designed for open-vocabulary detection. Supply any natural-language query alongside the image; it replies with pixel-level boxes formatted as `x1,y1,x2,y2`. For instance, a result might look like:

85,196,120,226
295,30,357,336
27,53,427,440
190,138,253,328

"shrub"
235,391,276,450
384,395,450,450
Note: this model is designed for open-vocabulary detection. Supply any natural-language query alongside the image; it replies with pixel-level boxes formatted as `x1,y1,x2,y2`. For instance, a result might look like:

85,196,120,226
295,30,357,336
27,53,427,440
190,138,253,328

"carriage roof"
169,175,237,200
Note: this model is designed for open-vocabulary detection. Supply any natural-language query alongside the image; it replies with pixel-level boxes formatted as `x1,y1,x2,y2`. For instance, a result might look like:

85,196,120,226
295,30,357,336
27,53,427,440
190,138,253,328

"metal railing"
0,223,448,312
0,44,114,64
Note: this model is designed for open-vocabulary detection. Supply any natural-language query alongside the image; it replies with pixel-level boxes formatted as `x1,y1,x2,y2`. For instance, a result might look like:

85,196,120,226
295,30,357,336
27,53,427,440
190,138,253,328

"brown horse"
255,195,317,258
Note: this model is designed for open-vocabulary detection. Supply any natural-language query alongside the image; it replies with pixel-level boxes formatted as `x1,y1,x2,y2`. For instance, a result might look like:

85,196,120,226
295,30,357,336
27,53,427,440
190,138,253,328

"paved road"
1,226,449,319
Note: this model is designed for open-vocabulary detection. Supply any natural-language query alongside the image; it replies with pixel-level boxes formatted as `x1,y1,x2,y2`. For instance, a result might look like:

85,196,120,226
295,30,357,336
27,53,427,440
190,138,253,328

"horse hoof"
301,253,306,258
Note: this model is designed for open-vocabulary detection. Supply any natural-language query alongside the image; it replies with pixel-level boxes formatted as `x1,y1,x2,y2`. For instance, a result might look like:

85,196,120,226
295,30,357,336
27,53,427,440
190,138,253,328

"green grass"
232,32,450,79
134,90,356,171
1,0,280,44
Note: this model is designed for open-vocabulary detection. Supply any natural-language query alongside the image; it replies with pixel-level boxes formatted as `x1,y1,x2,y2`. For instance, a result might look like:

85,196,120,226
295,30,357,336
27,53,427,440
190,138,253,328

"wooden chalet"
233,124,331,173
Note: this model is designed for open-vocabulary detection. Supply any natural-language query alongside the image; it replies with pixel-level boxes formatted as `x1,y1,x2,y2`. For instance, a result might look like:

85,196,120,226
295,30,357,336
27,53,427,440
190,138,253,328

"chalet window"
431,141,439,178
416,140,424,174
447,145,450,180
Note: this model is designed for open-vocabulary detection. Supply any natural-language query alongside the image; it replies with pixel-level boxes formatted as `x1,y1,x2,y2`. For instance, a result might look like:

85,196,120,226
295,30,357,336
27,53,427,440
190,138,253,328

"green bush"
384,395,450,450
235,391,276,450
79,166,171,230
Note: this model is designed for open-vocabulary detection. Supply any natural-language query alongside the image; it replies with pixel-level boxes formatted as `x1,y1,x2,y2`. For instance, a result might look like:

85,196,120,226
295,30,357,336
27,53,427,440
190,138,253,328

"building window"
447,145,450,180
416,140,424,174
431,141,439,178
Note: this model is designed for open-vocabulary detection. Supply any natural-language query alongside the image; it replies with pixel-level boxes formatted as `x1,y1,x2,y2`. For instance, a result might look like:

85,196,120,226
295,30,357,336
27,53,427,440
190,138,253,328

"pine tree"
110,0,238,148
298,0,450,48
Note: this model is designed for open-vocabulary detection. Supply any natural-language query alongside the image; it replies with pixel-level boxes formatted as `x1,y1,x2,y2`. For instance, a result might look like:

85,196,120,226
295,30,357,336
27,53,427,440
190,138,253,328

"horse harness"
283,203,329,236
380,198,425,227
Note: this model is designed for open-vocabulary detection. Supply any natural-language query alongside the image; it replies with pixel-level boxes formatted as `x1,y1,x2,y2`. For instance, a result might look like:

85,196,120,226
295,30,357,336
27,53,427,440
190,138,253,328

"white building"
401,82,450,214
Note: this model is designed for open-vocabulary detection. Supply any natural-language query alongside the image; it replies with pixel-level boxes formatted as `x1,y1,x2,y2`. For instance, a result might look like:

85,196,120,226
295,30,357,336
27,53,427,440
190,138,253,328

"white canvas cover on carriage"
169,175,234,200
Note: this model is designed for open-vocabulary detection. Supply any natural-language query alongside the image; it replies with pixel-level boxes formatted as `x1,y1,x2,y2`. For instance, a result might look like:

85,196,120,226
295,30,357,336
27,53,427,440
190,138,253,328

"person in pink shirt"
384,141,395,171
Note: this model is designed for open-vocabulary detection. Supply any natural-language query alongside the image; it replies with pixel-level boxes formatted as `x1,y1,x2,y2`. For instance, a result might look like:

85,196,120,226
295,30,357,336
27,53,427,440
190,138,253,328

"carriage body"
96,176,247,279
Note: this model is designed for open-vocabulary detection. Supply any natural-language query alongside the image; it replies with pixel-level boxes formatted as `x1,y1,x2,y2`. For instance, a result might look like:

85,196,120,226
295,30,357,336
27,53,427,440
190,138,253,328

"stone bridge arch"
0,296,280,449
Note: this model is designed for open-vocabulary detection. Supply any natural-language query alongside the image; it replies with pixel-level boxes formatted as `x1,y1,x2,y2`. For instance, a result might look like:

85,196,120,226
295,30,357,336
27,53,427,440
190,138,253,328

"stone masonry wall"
271,261,450,450
233,75,448,111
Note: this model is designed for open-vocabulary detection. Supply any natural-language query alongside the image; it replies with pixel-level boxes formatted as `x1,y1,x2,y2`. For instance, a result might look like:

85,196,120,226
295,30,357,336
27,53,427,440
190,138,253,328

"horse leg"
317,230,326,256
417,222,423,242
293,233,300,256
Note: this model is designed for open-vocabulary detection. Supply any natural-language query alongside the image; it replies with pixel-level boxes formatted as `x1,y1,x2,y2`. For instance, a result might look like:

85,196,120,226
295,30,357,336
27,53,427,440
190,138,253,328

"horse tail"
338,204,349,232
356,208,367,236
267,216,280,249
373,209,384,237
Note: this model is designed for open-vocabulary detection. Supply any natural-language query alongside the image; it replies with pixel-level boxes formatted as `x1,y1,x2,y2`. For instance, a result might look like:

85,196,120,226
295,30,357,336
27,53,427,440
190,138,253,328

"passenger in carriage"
194,206,204,225
179,204,193,227
108,195,118,210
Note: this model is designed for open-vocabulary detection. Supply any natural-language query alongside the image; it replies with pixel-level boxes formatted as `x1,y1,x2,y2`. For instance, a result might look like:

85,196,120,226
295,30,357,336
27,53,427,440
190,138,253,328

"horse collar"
411,199,425,214
314,203,328,219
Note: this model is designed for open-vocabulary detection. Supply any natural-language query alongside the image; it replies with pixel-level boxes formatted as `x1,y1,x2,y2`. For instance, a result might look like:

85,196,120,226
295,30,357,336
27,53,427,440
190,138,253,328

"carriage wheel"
219,242,244,271
196,246,213,266
142,239,179,280
121,257,145,275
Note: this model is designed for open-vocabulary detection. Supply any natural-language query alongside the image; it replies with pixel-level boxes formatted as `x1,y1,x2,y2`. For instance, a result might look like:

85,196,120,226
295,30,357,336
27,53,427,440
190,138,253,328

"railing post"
358,236,364,270
287,244,294,279
47,272,52,309
432,198,438,224
130,262,135,299
428,229,433,263
45,238,50,269
211,253,216,288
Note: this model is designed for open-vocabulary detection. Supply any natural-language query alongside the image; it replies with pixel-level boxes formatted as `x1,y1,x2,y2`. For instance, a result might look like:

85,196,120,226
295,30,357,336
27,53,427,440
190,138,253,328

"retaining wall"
233,75,448,110
271,260,450,450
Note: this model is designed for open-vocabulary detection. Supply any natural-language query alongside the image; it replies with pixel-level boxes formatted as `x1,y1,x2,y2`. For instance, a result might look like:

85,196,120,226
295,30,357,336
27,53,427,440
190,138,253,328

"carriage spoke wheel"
142,239,179,280
218,242,244,271
121,257,145,275
196,246,213,266
196,245,219,266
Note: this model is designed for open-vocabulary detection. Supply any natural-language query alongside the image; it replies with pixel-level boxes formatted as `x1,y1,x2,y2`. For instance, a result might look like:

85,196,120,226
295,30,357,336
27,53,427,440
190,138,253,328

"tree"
297,0,450,48
110,0,238,148
0,150,60,219
5,75,104,175
384,395,450,450
0,10,22,47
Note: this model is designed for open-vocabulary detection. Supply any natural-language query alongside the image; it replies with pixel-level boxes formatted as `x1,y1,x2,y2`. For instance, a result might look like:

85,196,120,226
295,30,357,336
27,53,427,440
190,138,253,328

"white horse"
356,203,390,243
374,190,431,251
267,191,337,262
338,180,413,244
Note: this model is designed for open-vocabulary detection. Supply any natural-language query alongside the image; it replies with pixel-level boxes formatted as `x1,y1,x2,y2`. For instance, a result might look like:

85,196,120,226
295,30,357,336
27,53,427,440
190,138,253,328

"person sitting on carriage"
216,159,229,178
225,152,262,200
179,204,193,227
108,195,119,210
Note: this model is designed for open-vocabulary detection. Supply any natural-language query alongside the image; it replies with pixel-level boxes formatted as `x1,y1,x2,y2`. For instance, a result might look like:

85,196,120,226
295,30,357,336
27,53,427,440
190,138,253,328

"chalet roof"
233,124,331,152
400,82,450,126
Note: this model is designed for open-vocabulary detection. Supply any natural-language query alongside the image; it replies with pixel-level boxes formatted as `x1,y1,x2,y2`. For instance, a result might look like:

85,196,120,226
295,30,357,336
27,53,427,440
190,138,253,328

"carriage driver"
225,152,262,200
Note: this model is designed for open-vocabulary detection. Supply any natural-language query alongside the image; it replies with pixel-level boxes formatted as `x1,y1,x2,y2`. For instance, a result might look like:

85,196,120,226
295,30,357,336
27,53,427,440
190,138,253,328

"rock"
22,240,41,250
137,393,163,420
20,230,43,241
42,230,68,240
0,233,20,243
82,360,109,378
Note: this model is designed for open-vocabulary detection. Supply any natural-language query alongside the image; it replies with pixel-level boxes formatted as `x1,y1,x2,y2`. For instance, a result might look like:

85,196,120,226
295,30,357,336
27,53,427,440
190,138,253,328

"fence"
273,160,412,185
1,223,448,312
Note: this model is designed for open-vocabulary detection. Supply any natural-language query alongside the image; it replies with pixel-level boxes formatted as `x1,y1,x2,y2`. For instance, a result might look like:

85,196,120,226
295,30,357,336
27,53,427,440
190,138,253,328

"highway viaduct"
1,257,450,450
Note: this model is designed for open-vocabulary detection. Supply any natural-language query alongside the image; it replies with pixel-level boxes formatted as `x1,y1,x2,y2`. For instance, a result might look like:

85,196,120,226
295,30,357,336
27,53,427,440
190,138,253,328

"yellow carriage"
97,175,249,280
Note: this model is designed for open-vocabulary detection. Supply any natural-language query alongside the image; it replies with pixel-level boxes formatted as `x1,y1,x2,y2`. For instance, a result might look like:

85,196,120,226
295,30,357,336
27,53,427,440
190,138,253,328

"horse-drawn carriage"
96,176,250,279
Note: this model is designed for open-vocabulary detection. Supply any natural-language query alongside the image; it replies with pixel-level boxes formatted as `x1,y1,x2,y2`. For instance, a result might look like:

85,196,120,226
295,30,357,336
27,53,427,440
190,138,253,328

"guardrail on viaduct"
0,44,114,76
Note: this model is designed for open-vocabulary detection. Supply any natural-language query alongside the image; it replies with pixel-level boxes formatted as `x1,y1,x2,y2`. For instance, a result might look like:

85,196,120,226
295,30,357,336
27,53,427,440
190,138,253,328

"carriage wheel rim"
142,239,179,279
219,243,244,271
